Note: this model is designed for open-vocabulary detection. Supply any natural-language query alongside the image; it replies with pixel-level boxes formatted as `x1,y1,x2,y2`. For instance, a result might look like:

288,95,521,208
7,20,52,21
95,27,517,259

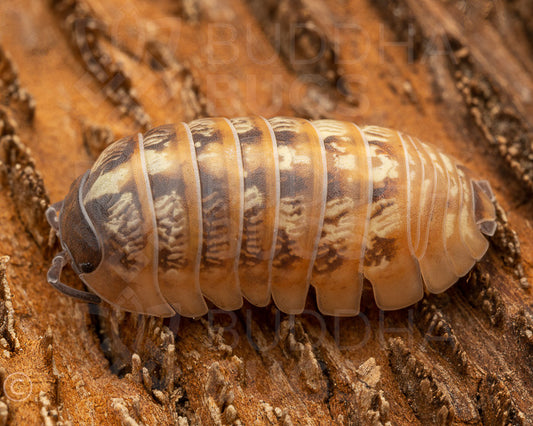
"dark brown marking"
372,177,397,201
190,127,223,146
235,127,263,144
370,200,394,220
272,229,300,269
313,246,343,273
272,130,297,144
200,187,231,269
364,236,397,267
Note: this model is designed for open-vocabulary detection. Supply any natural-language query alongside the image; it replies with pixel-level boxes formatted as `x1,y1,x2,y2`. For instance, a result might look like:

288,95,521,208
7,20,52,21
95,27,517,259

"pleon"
310,120,371,316
142,124,208,317
189,118,244,311
418,144,458,293
400,133,424,255
456,166,489,260
362,127,424,310
439,152,476,278
230,116,279,307
269,117,327,315
411,137,437,260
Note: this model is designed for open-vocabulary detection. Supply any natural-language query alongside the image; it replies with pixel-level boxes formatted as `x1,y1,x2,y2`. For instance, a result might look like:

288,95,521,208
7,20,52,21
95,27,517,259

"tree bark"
0,0,531,424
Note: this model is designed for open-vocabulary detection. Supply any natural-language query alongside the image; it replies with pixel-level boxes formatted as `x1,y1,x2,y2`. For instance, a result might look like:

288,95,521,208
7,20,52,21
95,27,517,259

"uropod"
46,117,497,317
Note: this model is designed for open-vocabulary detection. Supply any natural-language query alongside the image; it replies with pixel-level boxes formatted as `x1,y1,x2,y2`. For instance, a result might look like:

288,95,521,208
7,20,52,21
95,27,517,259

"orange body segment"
440,154,476,278
362,126,424,310
418,144,459,293
188,118,245,311
142,124,208,317
401,133,424,256
268,117,327,315
310,120,371,316
231,116,279,307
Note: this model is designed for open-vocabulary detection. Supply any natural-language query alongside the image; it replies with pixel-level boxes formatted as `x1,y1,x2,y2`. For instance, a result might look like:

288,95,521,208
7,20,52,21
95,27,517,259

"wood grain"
0,0,531,424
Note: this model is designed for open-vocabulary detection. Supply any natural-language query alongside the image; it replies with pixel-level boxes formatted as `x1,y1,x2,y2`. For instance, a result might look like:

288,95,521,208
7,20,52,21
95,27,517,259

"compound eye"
79,262,95,274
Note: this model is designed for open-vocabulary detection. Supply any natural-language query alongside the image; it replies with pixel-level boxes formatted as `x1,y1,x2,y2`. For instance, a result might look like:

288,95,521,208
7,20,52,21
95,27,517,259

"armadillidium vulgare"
46,117,497,317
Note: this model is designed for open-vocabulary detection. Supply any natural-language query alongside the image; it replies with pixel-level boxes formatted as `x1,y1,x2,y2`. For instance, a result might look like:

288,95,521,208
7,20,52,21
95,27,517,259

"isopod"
46,117,497,317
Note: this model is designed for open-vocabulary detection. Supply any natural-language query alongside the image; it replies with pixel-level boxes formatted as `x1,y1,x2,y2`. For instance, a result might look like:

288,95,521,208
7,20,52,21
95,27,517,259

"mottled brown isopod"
46,117,497,317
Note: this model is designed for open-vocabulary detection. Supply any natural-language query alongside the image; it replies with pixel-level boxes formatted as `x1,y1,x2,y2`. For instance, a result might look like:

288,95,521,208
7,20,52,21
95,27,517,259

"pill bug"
46,116,497,317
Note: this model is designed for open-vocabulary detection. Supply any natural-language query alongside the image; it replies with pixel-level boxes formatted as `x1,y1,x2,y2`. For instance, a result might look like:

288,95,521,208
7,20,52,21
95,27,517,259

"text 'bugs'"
46,117,496,317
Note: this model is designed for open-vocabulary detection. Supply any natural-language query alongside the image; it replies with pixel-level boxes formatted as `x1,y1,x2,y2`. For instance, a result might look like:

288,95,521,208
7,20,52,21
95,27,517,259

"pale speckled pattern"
59,117,497,317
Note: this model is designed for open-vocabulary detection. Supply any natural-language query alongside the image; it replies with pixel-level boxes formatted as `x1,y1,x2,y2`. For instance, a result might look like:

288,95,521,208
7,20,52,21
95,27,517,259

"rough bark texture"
0,0,532,424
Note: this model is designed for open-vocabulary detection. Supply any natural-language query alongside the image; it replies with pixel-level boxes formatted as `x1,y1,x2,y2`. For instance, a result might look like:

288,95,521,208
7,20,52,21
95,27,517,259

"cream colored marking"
278,195,307,252
277,144,314,169
364,126,390,140
84,165,131,202
361,128,400,182
241,185,266,256
440,154,459,241
155,192,188,266
101,193,145,278
371,154,399,181
336,154,358,170
316,197,360,261
143,148,174,176
269,116,301,132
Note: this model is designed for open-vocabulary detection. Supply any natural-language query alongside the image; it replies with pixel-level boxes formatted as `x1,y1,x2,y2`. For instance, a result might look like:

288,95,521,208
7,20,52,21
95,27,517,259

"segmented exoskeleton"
46,117,497,317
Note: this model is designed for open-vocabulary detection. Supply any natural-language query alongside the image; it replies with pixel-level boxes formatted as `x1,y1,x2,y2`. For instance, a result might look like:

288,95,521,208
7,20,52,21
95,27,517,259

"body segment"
47,117,497,317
